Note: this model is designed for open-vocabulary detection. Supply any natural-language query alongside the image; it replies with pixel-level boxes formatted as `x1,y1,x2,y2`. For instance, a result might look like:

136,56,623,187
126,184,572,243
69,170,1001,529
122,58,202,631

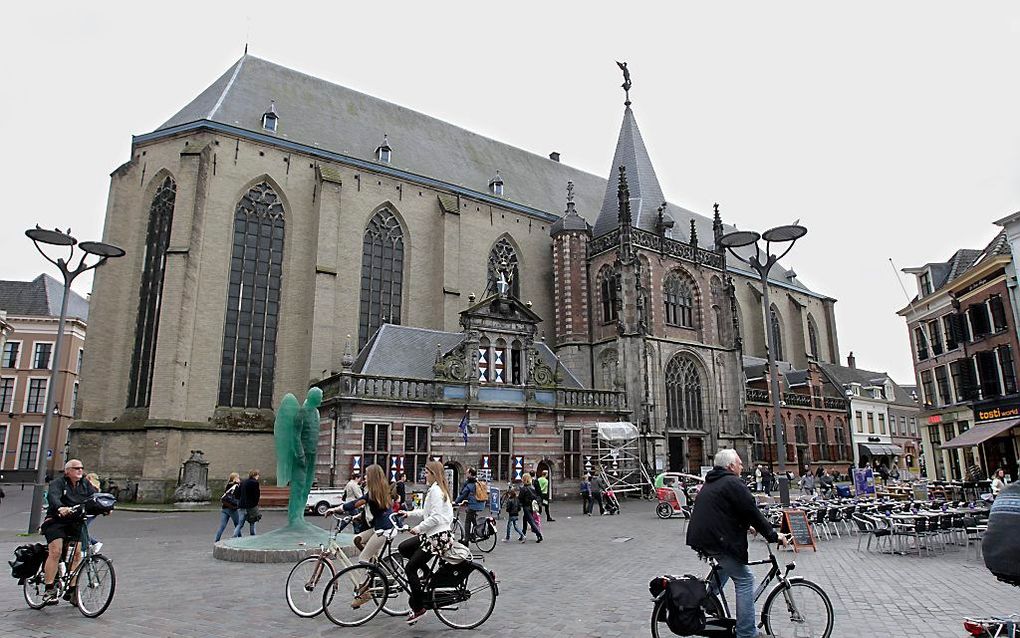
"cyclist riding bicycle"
40,458,97,605
453,468,485,544
686,449,787,638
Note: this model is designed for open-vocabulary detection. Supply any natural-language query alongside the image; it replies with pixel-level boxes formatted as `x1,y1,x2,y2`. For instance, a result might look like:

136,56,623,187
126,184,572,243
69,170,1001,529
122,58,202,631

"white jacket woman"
399,460,455,624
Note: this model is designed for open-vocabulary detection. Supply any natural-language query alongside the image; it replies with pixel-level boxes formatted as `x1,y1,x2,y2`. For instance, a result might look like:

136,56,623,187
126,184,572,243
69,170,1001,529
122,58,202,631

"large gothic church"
73,56,840,501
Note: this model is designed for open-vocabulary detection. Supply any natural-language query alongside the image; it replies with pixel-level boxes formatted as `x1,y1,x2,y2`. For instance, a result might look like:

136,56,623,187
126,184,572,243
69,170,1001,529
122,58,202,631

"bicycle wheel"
650,591,725,638
433,562,497,630
75,554,116,618
377,553,411,617
285,555,337,618
321,564,387,627
656,502,674,519
23,569,47,610
451,518,464,541
473,520,497,554
761,577,834,638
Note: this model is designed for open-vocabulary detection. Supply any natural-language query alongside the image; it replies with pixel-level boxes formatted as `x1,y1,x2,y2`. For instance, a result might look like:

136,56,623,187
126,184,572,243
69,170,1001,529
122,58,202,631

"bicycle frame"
706,547,795,620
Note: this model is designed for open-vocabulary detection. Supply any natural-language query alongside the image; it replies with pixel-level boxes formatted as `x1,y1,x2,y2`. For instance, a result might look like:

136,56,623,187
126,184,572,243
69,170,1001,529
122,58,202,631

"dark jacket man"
686,466,778,564
237,475,261,509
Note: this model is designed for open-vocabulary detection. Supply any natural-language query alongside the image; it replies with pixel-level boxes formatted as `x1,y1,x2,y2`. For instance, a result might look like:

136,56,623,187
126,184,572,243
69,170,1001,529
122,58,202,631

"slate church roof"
151,55,824,297
0,274,89,322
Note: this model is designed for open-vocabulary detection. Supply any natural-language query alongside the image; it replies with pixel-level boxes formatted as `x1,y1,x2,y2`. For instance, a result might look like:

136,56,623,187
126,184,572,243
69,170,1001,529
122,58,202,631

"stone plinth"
212,521,356,563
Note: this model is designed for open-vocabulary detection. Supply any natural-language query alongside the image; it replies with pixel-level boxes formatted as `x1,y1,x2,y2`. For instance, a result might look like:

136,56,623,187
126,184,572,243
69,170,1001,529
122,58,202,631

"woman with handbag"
398,460,455,626
214,472,241,542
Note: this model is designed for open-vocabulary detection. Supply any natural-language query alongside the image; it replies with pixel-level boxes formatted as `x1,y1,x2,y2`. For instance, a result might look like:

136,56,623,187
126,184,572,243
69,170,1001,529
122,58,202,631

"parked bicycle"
650,539,834,637
22,497,117,618
321,514,498,629
450,506,498,553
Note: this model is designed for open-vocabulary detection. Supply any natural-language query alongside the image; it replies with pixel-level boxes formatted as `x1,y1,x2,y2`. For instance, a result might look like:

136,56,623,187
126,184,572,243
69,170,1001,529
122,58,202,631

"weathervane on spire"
616,61,632,106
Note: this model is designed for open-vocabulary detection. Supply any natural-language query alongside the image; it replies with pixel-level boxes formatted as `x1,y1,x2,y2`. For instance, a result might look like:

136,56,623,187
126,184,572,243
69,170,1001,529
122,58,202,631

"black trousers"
398,535,432,611
462,509,479,542
521,508,542,539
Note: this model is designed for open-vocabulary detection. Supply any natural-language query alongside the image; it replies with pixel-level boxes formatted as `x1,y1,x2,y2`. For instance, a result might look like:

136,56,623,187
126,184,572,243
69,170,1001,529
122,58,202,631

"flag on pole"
458,409,469,446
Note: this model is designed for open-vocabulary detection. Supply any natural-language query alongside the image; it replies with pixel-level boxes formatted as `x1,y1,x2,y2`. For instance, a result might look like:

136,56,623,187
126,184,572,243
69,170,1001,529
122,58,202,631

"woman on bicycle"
398,460,454,625
327,464,395,565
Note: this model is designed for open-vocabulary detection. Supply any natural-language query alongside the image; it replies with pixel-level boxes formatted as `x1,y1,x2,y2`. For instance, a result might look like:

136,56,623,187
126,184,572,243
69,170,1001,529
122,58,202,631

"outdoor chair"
812,507,830,540
826,507,843,538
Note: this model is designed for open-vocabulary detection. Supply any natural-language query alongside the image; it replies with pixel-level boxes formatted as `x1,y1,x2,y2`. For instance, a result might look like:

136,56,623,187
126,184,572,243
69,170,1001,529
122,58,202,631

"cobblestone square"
0,487,1013,637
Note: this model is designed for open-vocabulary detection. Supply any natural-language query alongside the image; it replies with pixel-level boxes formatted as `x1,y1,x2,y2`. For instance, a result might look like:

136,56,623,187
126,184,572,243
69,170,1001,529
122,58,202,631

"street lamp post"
718,223,807,507
24,227,124,534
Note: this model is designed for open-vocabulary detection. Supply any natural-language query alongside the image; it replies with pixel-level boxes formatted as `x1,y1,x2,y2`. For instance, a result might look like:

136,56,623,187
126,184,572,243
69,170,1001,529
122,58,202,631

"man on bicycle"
686,449,785,638
40,458,96,605
454,468,485,543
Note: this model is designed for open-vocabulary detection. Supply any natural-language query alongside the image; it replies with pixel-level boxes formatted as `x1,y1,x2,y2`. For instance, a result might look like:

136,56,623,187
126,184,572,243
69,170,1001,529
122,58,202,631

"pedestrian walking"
537,469,555,521
395,472,408,508
518,472,543,542
591,472,607,515
580,474,593,515
215,472,241,542
754,465,763,492
761,466,773,496
344,472,364,501
454,468,486,543
233,469,261,537
800,472,815,496
503,487,524,542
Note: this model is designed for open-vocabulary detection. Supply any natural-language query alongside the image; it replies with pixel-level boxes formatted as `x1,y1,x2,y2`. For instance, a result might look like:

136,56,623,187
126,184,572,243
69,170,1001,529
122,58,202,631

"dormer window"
261,101,279,133
375,134,391,163
918,270,933,297
489,171,504,197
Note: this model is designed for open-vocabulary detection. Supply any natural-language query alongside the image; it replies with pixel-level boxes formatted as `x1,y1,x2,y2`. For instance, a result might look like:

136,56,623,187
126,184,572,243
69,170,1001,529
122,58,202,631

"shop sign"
927,415,942,425
975,399,1020,423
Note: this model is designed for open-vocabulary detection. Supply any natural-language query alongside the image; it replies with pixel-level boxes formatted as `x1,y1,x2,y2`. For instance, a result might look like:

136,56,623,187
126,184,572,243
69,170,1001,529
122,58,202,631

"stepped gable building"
0,275,89,480
899,230,1020,481
72,55,841,501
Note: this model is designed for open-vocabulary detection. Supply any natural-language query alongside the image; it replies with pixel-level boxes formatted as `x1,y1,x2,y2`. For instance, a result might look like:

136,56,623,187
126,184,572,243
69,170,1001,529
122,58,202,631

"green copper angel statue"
275,387,323,526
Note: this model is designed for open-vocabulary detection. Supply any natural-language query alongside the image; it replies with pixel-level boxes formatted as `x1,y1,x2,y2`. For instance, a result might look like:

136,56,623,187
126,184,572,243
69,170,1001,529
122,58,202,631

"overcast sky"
4,2,1020,384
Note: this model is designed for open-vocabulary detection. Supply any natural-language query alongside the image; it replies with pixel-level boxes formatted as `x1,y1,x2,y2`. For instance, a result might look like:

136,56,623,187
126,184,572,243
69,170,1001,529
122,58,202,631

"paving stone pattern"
0,486,1013,637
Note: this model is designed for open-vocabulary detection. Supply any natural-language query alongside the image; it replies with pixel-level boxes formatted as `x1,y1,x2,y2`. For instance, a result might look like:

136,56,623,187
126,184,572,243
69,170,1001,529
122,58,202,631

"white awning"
596,421,639,442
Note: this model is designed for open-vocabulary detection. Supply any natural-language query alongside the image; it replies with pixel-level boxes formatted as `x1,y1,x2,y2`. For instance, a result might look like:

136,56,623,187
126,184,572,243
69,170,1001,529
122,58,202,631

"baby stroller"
603,487,621,515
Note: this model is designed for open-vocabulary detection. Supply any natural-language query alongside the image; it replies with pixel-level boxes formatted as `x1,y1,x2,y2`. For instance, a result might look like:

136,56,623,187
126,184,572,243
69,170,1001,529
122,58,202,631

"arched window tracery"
486,237,520,298
359,208,405,350
665,354,704,431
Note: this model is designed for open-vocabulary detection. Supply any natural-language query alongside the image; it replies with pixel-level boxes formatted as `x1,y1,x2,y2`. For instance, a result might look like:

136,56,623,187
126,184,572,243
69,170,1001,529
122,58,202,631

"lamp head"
26,228,76,246
78,241,126,258
717,230,761,249
762,224,807,243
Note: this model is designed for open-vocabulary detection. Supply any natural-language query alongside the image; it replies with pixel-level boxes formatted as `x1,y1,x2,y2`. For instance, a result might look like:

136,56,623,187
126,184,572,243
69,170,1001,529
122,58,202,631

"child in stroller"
602,487,621,515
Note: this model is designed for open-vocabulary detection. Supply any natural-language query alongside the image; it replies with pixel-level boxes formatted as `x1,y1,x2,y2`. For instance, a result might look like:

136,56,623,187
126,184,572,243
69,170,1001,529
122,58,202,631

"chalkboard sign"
780,508,817,552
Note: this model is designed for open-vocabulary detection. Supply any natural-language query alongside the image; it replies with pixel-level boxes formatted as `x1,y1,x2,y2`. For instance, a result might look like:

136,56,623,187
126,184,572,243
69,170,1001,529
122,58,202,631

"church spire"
592,66,668,239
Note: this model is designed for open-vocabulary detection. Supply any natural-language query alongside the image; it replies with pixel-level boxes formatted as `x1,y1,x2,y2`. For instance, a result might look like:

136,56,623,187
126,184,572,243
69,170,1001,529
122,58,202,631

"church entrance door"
687,437,703,473
667,436,684,472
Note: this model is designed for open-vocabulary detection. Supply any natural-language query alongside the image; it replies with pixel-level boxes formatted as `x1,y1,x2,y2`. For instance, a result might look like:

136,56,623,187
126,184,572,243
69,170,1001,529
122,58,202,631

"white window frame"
0,376,16,414
2,340,22,369
32,341,55,370
15,423,42,471
23,376,49,414
0,423,8,470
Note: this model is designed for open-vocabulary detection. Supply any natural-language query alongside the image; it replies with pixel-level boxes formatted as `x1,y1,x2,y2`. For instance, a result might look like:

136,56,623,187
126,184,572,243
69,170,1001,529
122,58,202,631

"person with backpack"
686,449,787,638
454,468,486,543
214,472,241,542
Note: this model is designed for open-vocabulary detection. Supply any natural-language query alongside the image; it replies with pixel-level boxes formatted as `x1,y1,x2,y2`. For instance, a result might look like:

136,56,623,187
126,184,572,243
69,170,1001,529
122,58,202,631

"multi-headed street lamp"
718,223,807,507
24,227,124,534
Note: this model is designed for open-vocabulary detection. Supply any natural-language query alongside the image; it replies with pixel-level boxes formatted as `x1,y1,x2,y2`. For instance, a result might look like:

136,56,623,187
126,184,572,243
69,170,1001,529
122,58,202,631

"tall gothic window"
218,182,285,408
770,306,784,361
359,208,405,350
749,411,765,462
814,417,829,461
807,315,819,360
664,273,694,328
127,176,176,408
665,355,703,431
485,237,520,298
600,268,619,323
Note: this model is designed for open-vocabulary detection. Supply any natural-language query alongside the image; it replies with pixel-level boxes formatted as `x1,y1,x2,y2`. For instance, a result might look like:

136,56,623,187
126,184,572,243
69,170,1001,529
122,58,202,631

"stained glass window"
218,182,285,408
807,315,819,360
770,306,784,361
665,355,703,431
485,238,519,298
664,273,694,328
600,268,618,323
359,209,404,350
128,176,176,408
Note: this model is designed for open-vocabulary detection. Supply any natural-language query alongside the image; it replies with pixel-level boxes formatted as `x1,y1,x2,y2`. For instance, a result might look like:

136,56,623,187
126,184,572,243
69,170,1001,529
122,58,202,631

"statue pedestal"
213,520,356,563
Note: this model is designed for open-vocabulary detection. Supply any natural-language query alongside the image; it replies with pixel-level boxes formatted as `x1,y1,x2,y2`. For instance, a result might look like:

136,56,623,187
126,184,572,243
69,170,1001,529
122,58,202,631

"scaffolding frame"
590,422,654,496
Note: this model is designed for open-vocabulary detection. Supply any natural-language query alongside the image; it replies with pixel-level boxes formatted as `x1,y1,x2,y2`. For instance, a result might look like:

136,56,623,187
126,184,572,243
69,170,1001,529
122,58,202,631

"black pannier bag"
9,543,48,583
84,492,117,516
983,481,1020,586
649,575,710,635
431,562,471,588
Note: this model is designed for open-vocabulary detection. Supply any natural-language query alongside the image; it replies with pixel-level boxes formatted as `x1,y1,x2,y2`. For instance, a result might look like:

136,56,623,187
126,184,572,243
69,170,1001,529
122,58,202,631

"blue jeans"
233,508,256,537
216,508,241,541
505,516,523,540
713,554,756,638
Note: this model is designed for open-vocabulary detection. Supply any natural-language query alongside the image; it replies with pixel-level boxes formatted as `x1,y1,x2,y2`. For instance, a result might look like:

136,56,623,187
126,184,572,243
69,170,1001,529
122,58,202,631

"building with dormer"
72,56,843,500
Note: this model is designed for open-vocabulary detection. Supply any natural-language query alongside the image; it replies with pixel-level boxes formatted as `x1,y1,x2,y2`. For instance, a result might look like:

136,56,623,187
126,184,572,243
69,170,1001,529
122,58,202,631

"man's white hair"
714,448,741,469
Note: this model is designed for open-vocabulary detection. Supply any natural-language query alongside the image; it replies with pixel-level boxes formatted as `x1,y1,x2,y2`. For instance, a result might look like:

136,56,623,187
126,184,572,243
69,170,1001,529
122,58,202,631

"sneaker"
351,591,372,609
406,608,427,625
41,588,58,606
536,536,543,543
519,537,526,543
548,518,556,522
502,538,510,543
62,586,77,602
92,541,103,554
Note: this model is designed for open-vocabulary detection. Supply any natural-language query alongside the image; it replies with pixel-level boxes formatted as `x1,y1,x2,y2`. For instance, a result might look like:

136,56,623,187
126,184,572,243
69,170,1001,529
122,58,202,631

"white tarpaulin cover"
597,422,639,442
